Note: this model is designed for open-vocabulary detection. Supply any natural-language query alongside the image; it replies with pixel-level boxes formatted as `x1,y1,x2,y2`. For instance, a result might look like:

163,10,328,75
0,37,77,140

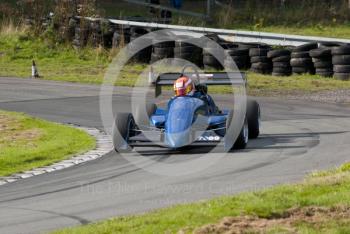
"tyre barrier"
150,37,175,63
310,48,333,77
249,47,272,74
290,42,317,75
332,45,350,81
60,19,350,80
174,36,203,67
224,48,250,70
268,49,292,76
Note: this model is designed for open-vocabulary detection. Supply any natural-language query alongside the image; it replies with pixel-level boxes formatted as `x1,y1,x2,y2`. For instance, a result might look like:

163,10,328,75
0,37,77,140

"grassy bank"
0,110,95,176
53,162,350,234
1,33,350,96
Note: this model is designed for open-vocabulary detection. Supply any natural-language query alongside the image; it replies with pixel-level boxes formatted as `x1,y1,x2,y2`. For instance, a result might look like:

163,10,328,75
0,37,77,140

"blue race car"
113,66,260,152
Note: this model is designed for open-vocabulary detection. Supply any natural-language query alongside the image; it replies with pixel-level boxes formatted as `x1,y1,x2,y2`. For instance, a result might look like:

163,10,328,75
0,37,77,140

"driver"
173,76,218,113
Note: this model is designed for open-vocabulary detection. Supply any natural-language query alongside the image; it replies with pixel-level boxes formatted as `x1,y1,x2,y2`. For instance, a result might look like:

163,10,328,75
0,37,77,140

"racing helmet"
174,76,195,96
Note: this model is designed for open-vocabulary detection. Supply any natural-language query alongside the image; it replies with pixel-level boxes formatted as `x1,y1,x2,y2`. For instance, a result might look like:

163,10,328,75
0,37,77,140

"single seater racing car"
113,66,260,152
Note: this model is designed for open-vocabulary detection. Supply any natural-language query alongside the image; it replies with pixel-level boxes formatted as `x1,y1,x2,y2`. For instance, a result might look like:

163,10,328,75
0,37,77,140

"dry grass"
0,20,27,37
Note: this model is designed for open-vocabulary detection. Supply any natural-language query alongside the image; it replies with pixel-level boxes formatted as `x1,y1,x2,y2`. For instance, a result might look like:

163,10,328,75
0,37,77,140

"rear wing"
149,72,246,97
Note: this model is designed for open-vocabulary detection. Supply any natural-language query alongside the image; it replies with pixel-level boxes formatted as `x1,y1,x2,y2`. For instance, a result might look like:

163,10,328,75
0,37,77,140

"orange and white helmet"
174,76,195,96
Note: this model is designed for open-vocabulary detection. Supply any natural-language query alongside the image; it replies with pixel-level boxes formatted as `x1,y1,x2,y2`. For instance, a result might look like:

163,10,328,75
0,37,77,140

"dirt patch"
192,206,350,234
0,112,43,148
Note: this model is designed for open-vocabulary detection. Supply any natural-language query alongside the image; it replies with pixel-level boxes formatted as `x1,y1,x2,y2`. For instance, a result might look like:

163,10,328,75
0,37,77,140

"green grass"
2,33,350,97
52,162,350,234
0,110,95,176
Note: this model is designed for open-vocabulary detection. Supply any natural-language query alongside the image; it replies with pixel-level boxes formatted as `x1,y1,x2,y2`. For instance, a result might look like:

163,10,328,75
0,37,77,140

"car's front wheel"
113,113,135,153
233,118,249,150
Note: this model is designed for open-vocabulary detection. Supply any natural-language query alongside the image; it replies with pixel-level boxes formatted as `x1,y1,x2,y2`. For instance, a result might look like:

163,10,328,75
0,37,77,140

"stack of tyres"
268,49,292,76
291,42,318,74
332,45,350,81
128,27,152,64
174,36,203,67
151,37,175,63
224,48,250,70
249,47,272,74
113,26,131,48
203,46,224,70
310,48,333,77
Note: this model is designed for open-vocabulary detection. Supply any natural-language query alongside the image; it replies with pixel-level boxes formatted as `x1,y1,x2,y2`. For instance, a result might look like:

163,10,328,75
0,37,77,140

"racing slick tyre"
225,110,248,150
233,119,249,150
134,103,157,127
247,100,261,139
113,113,136,153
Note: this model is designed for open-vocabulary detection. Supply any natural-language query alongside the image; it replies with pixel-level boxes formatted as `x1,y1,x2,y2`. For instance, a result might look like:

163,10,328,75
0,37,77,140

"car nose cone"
165,130,191,148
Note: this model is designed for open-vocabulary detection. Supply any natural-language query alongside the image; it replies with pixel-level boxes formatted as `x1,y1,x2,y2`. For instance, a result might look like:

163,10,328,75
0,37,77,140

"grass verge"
52,162,350,234
0,110,95,177
1,33,350,97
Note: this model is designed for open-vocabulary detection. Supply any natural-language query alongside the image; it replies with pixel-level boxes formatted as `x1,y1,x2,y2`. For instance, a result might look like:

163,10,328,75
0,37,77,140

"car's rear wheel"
113,113,135,153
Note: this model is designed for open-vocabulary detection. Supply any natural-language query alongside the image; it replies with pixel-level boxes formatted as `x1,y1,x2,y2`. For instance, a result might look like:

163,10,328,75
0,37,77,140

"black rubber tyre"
228,55,250,61
250,56,270,63
130,26,149,36
203,55,221,65
152,39,175,48
334,73,350,81
314,61,333,68
233,118,249,150
239,43,270,49
174,46,197,54
174,52,194,59
225,48,249,56
319,41,345,48
220,42,237,49
247,100,260,139
315,68,333,73
113,113,135,153
290,58,313,67
249,48,270,57
333,65,350,73
331,46,350,55
292,66,313,74
309,48,332,58
153,47,174,56
273,67,292,73
292,42,318,52
251,62,272,70
267,49,291,58
272,55,291,62
291,51,310,58
332,55,350,65
150,53,167,62
273,62,291,68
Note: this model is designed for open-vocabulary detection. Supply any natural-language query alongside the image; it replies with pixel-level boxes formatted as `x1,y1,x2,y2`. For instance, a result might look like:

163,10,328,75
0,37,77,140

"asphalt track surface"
0,77,350,234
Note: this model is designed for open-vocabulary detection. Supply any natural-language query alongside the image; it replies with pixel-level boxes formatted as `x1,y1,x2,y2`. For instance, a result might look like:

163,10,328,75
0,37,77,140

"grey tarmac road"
0,77,350,234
